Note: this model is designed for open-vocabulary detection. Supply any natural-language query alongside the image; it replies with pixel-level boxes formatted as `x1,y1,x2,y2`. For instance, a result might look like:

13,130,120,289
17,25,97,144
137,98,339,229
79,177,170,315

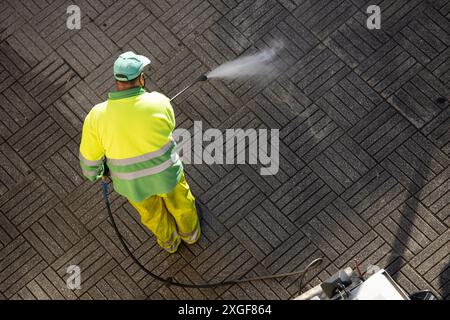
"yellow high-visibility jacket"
79,87,183,202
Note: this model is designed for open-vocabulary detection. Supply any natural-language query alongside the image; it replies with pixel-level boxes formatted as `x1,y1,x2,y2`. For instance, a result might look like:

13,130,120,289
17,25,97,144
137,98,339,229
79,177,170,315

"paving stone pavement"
0,0,449,300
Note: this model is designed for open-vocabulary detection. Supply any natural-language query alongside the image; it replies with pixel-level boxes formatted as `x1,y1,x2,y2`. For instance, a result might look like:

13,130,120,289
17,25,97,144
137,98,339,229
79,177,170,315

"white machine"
294,268,411,300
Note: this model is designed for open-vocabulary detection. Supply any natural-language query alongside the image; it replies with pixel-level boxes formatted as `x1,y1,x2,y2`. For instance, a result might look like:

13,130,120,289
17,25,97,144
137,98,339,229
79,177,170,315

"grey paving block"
1,174,59,232
382,132,449,194
422,108,450,156
427,47,450,87
6,23,53,68
0,143,30,195
0,236,47,299
154,48,209,98
392,263,440,298
416,167,450,225
395,12,448,66
227,0,287,41
0,41,31,80
18,52,81,108
28,268,74,300
387,70,449,129
349,103,417,161
0,82,42,137
0,69,15,109
290,45,351,101
130,21,183,70
343,165,411,226
309,134,377,194
53,239,117,296
0,210,19,247
381,0,425,35
340,232,389,271
57,23,118,78
293,0,357,40
283,104,344,163
325,10,390,69
83,54,118,98
15,286,35,300
167,264,220,300
271,166,337,225
0,2,26,42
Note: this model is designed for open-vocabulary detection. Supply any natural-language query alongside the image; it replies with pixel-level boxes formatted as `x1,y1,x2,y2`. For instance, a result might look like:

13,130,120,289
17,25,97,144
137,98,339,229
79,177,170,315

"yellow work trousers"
128,173,200,253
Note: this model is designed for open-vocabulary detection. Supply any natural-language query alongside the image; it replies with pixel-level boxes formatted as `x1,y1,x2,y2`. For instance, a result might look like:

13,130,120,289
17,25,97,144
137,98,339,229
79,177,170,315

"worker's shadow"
441,262,449,299
195,199,206,224
385,99,449,299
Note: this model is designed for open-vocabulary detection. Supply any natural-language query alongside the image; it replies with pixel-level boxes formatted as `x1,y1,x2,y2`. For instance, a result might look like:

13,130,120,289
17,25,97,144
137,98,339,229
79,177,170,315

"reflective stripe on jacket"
79,87,183,202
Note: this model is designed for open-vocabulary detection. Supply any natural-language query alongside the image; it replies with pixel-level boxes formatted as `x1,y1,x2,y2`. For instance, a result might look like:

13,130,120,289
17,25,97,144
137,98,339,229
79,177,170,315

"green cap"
113,51,151,81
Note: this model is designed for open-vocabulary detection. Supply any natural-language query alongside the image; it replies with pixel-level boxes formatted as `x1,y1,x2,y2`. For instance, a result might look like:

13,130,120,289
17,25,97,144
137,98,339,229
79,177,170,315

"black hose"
102,178,323,289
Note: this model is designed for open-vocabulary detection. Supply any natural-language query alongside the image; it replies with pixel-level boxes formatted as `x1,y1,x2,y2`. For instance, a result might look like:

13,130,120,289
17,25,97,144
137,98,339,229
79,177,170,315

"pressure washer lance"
102,177,323,289
170,74,208,102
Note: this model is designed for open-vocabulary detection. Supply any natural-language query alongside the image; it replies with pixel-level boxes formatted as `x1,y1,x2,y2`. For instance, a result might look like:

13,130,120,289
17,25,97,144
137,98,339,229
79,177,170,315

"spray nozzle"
196,74,208,82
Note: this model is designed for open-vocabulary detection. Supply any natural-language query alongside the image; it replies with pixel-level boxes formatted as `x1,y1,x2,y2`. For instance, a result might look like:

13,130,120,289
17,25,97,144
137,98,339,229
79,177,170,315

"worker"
79,51,201,254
